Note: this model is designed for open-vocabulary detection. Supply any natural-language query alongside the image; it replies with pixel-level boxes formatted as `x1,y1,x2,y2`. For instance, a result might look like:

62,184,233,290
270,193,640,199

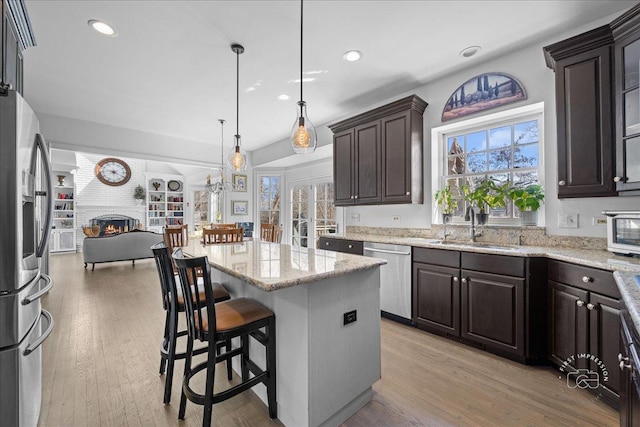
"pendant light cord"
299,0,304,104
219,119,225,167
236,49,240,141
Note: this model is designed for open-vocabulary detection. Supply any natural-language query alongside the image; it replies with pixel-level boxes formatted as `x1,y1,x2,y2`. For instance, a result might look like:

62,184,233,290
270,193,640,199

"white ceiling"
23,1,635,157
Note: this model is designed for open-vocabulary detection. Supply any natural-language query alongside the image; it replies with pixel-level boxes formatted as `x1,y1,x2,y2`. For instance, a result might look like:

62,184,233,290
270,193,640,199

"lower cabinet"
547,260,621,406
317,237,363,255
412,247,545,362
50,229,76,253
620,309,640,426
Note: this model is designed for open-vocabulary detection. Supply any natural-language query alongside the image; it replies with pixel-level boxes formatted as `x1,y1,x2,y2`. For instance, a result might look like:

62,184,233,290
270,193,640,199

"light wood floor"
41,253,618,426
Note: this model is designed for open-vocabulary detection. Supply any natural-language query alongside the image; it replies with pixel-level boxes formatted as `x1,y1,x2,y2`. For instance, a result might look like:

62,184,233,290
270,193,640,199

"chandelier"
206,119,232,194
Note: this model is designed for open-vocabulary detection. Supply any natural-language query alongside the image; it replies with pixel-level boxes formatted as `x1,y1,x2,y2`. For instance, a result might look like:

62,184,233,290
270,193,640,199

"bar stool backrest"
172,248,215,343
151,242,178,312
260,223,275,241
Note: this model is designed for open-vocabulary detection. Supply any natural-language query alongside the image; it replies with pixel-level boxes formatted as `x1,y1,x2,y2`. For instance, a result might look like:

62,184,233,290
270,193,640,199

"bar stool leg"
159,311,170,375
241,335,249,382
226,339,232,381
267,317,277,419
163,308,179,404
203,340,217,427
179,337,194,420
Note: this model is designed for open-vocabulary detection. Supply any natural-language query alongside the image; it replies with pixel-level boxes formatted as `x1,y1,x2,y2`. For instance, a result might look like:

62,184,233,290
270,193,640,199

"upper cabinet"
544,4,640,197
1,0,36,95
328,95,427,206
543,25,616,198
613,6,640,194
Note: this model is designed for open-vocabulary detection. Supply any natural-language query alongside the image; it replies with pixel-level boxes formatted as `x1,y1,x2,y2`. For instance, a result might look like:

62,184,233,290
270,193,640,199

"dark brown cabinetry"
412,247,545,362
620,309,640,426
1,1,35,95
317,236,363,255
543,26,616,198
613,5,640,194
328,95,427,206
547,260,621,406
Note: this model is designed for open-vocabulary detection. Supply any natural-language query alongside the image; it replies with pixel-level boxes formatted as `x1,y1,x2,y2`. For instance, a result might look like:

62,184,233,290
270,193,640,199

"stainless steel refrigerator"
0,89,55,426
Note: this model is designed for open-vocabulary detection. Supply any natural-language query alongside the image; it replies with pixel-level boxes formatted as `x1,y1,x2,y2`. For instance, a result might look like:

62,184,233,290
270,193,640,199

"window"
192,188,211,230
289,180,336,248
259,175,281,225
434,103,544,223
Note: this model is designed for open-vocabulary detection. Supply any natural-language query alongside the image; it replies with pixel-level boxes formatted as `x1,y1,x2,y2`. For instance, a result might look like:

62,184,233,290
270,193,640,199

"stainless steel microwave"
603,211,640,256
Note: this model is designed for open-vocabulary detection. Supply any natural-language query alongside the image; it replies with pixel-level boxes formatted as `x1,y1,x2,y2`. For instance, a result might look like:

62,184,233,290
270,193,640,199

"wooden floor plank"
39,253,618,426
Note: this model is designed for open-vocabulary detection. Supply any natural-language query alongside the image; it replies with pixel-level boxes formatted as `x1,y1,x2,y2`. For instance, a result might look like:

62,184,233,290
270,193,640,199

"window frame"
430,102,545,226
255,171,284,233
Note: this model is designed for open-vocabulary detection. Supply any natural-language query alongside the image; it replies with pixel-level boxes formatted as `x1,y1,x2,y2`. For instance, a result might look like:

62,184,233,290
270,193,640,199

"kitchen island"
183,240,386,427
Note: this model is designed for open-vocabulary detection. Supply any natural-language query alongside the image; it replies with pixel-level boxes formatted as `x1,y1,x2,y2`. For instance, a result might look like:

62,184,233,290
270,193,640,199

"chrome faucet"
464,206,482,242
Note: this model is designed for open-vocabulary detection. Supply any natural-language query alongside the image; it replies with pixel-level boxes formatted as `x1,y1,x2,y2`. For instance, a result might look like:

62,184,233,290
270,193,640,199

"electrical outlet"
343,310,357,325
351,213,360,222
392,215,401,221
592,216,607,226
558,213,579,228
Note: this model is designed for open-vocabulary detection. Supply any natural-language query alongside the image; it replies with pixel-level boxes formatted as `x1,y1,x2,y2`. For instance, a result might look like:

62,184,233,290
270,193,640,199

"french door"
289,180,336,248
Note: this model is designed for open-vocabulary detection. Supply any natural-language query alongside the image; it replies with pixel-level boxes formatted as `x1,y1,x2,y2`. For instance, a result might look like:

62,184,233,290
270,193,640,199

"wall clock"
95,158,132,186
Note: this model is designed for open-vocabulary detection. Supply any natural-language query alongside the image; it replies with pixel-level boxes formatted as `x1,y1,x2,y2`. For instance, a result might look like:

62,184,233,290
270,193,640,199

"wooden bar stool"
164,225,188,249
172,248,277,426
260,223,275,241
151,242,232,404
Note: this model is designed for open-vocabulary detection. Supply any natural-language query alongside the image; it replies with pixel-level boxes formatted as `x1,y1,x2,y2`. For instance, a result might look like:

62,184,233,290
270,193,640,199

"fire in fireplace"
90,215,139,237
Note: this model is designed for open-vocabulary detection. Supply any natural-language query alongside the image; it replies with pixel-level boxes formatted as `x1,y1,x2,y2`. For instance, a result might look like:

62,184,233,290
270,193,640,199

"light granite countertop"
615,271,640,333
322,233,640,272
182,240,386,292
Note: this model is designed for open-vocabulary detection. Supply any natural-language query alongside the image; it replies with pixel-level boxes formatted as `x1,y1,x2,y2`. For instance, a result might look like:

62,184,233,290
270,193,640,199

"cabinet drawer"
339,240,363,255
547,260,619,298
413,247,460,268
461,252,525,277
318,237,339,252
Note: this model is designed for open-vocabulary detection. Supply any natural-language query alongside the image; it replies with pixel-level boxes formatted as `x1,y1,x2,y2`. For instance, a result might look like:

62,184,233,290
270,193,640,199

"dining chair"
209,223,237,229
202,228,244,245
172,248,276,426
164,225,188,250
260,223,275,242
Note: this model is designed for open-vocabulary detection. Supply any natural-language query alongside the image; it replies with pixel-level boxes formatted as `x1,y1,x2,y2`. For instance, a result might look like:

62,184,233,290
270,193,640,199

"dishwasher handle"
364,247,411,256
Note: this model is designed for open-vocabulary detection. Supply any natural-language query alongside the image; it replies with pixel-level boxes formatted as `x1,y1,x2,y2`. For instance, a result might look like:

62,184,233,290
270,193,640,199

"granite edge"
614,271,640,334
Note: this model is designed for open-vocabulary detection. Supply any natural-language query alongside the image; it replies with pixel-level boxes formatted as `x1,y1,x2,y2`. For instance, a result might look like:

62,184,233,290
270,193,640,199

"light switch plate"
558,213,579,228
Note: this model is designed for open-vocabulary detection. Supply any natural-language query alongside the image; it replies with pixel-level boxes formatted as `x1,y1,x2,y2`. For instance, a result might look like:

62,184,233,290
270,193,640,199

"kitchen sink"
424,240,519,251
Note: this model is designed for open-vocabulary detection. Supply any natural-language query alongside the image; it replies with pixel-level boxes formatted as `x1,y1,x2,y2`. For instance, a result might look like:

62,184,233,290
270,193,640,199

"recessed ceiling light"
459,46,481,58
88,19,117,36
278,94,290,101
343,50,362,62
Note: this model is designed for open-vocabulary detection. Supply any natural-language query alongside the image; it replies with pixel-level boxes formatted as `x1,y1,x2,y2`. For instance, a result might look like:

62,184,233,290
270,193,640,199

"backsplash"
346,225,607,250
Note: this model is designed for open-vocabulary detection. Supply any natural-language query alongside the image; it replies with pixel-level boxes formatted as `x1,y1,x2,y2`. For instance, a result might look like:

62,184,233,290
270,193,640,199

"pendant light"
290,0,317,154
206,119,230,194
228,43,248,171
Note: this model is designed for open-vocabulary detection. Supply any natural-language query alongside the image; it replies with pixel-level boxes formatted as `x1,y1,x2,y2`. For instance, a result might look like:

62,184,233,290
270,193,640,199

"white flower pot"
520,210,538,226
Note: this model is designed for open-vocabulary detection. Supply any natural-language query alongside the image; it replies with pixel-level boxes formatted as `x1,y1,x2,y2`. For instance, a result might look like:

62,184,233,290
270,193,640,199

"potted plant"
133,184,146,205
508,183,544,225
434,186,457,224
463,179,510,225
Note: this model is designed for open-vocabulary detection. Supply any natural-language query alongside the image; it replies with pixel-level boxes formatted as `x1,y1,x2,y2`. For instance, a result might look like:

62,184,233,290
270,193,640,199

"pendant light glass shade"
228,43,248,171
291,101,317,154
290,0,316,154
228,135,247,171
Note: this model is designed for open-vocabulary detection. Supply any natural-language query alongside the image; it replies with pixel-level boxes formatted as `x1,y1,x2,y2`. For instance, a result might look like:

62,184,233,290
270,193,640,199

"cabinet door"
318,237,339,252
58,230,75,251
333,130,354,206
555,46,615,198
615,37,640,192
381,111,411,204
354,121,382,204
461,270,525,358
338,239,363,255
547,281,589,368
589,292,621,400
413,263,460,336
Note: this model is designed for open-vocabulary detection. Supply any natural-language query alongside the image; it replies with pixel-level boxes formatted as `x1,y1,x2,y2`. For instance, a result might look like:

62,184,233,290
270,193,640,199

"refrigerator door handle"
34,133,53,257
22,274,53,305
24,309,54,356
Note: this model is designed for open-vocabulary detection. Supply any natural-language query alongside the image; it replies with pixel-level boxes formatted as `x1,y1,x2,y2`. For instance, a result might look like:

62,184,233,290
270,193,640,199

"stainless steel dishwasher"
363,242,412,323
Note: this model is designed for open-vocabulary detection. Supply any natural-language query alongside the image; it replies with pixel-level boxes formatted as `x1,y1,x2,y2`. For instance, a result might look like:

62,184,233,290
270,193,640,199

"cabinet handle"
619,353,629,363
453,277,459,282
576,300,585,307
582,276,591,283
587,303,596,310
614,176,622,183
350,196,354,199
461,278,467,284
354,195,358,199
558,180,566,186
621,360,632,371
348,244,353,248
325,242,330,246
406,192,410,196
